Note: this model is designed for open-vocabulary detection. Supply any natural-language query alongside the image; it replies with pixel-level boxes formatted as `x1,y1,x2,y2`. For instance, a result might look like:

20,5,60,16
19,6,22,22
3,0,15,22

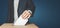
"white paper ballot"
14,16,28,25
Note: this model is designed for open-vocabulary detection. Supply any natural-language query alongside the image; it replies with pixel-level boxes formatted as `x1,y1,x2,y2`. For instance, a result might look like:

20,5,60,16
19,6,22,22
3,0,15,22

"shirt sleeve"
26,0,35,17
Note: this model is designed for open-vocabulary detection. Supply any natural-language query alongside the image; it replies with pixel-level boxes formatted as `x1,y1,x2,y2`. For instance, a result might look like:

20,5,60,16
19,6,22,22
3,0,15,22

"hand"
20,10,31,19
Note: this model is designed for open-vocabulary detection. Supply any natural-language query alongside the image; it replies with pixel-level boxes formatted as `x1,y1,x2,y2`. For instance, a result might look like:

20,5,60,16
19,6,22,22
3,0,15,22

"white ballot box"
0,23,38,28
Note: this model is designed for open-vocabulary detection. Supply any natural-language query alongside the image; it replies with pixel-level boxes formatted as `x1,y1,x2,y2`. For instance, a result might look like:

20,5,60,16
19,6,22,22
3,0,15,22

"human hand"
20,10,32,19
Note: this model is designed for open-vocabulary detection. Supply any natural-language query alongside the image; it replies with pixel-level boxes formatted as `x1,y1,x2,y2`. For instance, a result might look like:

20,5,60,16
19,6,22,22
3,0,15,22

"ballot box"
0,23,38,28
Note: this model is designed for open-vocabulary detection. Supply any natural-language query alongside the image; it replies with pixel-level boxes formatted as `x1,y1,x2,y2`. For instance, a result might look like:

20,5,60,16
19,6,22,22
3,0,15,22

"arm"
26,0,35,17
14,0,35,25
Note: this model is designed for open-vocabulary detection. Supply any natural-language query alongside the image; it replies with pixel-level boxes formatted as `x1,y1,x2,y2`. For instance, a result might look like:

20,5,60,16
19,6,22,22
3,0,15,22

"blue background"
0,0,60,28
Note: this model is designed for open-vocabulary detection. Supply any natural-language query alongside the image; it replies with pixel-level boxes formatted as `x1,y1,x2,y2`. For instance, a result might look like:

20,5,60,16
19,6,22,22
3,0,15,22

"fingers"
21,10,31,19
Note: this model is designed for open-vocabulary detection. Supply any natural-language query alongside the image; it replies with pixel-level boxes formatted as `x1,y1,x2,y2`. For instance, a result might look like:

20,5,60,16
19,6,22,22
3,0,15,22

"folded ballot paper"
14,16,28,25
